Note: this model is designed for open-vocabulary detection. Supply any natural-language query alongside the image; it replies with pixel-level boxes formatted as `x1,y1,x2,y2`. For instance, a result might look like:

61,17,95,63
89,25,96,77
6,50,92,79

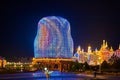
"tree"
101,60,109,70
71,65,76,72
71,62,83,72
108,54,120,70
111,57,120,70
108,54,119,65
83,62,90,71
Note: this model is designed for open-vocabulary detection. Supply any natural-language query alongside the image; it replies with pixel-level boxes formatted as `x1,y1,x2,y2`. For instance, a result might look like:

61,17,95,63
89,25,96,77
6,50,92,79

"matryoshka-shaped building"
34,16,74,58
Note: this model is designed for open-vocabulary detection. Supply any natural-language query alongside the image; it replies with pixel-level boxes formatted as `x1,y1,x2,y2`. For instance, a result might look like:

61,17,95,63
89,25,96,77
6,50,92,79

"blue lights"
34,16,74,58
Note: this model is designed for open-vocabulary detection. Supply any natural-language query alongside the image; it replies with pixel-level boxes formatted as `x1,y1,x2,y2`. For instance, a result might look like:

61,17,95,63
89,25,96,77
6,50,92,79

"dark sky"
0,0,120,58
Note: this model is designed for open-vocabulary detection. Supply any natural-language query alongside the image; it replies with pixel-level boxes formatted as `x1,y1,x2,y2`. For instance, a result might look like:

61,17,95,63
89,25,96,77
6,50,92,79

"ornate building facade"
33,16,74,71
74,40,116,65
0,56,6,68
34,16,73,58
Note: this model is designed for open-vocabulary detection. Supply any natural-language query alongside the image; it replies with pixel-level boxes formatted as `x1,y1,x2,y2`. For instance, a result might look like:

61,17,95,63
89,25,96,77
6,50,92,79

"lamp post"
44,67,50,78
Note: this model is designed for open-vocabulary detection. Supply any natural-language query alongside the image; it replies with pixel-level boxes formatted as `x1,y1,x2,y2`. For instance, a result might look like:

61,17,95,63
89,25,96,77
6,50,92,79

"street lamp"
44,67,47,71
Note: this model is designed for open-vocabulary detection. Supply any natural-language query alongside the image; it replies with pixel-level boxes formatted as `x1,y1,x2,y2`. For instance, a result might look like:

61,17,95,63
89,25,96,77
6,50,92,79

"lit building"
74,40,115,65
0,56,6,68
114,45,120,58
99,40,114,62
33,16,74,71
34,16,73,58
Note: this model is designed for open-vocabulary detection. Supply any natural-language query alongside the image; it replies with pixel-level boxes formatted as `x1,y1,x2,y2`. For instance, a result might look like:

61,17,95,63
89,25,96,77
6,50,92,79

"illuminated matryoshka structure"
34,16,74,58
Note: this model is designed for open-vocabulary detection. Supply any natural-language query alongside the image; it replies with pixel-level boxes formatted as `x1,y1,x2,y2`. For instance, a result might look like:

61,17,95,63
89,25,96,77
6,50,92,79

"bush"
101,60,109,70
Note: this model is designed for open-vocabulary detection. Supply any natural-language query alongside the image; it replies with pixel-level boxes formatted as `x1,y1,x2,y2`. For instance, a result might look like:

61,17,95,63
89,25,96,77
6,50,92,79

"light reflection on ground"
1,70,120,80
0,71,93,80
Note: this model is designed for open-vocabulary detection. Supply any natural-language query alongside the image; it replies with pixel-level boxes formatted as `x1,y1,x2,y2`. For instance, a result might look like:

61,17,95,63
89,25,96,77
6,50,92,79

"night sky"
0,0,120,58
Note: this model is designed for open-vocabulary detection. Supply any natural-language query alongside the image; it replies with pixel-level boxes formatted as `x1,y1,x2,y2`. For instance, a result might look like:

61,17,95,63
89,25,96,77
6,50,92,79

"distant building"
33,16,74,71
0,56,6,68
34,16,73,58
99,40,114,62
74,40,115,65
114,45,120,58
5,57,32,71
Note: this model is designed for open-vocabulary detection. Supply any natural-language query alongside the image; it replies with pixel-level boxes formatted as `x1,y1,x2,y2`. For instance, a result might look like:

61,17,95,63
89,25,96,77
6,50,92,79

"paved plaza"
0,71,120,80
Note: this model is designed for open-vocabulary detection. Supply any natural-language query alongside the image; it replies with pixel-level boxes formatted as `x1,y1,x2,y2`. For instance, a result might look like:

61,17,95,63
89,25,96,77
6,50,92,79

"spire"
102,40,108,48
105,41,108,48
88,45,92,53
95,48,98,52
78,46,81,51
110,46,113,52
103,40,105,46
82,49,84,53
77,46,81,53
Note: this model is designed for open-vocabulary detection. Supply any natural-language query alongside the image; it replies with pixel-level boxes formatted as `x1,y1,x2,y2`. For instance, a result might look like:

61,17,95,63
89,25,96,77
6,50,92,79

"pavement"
80,73,120,80
0,71,120,80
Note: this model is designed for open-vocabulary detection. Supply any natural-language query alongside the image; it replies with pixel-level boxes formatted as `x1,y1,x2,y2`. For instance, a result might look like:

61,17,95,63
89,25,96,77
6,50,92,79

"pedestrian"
93,68,97,78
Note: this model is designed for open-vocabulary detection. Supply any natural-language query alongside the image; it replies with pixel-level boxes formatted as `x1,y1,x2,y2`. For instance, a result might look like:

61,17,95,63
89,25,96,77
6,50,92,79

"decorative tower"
88,45,92,53
101,40,107,49
77,46,81,53
110,46,113,52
